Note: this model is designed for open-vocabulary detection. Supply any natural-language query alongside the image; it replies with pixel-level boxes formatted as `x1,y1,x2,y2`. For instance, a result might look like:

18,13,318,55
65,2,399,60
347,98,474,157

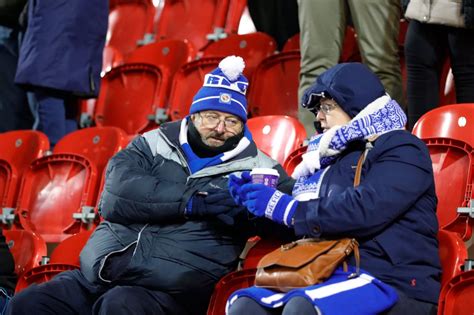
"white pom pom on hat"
218,55,245,81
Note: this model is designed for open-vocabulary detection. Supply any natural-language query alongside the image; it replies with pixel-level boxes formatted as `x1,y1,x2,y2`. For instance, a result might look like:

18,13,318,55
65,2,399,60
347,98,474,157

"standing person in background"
0,0,32,132
14,0,108,147
247,0,299,51
403,0,474,129
297,0,403,136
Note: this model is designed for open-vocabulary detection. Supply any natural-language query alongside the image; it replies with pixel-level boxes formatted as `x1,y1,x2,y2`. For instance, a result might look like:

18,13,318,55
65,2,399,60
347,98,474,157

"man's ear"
190,114,197,123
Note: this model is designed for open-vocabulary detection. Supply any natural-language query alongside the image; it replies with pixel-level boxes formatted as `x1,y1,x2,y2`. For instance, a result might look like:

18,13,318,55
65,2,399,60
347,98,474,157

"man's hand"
185,188,244,225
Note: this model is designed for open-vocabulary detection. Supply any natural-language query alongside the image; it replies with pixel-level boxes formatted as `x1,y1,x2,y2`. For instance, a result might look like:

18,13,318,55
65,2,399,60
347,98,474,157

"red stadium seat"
126,39,196,74
207,269,257,315
126,39,197,120
438,229,468,288
53,127,128,176
155,0,245,51
167,57,221,121
11,128,127,242
247,116,306,165
15,154,99,242
282,33,299,52
107,0,155,56
413,104,474,240
247,51,301,118
283,145,308,176
3,229,47,278
202,32,277,79
438,270,474,315
79,45,126,128
0,131,49,220
94,63,168,134
15,229,94,292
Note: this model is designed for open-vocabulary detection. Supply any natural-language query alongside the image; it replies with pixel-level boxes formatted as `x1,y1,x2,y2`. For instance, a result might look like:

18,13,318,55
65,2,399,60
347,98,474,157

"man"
6,56,293,315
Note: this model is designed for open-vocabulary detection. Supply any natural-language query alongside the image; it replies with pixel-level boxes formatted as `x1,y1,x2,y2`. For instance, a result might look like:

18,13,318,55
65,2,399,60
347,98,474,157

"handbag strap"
353,141,372,187
347,142,373,277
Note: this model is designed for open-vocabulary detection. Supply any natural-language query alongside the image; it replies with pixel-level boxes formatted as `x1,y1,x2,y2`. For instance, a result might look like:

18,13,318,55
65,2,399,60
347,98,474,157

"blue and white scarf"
179,117,252,173
291,95,406,200
226,267,398,315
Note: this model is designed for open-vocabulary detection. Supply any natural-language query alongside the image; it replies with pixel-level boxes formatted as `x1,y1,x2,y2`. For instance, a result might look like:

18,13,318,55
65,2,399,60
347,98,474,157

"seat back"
202,32,277,79
0,130,49,170
107,0,155,56
14,230,94,293
438,229,468,288
438,270,474,315
167,57,221,121
283,146,308,175
3,229,47,277
49,229,94,265
101,45,125,75
16,155,98,242
247,51,301,118
155,0,232,50
53,127,128,177
126,39,196,72
94,63,167,134
413,104,474,147
413,104,474,239
247,116,306,165
207,269,257,315
0,131,49,207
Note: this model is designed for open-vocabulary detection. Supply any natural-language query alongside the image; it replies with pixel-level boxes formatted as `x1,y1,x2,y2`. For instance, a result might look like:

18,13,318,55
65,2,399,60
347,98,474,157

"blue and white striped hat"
190,56,249,122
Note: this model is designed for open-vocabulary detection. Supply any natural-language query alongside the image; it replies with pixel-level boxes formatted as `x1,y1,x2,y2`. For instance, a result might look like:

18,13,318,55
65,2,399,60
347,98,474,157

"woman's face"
314,98,351,132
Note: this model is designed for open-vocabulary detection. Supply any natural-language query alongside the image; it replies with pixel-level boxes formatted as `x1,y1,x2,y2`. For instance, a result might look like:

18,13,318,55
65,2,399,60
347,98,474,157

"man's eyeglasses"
199,112,242,130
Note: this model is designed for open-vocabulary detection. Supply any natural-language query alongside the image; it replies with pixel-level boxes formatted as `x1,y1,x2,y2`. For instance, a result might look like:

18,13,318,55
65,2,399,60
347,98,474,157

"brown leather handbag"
254,148,368,292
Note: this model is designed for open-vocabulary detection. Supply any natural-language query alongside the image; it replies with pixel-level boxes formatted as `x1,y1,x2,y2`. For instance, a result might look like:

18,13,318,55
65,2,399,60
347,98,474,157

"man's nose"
215,120,225,133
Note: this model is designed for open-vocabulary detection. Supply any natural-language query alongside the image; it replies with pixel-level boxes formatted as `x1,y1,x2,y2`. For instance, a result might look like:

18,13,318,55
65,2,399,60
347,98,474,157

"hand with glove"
239,183,298,227
184,188,245,225
228,171,252,205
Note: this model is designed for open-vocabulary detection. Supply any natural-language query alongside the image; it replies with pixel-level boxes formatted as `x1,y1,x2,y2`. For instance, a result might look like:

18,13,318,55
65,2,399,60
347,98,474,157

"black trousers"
404,20,474,129
6,269,206,315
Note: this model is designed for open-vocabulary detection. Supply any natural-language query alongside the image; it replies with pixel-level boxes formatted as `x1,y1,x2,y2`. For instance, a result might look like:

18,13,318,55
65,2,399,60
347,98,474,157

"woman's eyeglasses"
310,102,338,115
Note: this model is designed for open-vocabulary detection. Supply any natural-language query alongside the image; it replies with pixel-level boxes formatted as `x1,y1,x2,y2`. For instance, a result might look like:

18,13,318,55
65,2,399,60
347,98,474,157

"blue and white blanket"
226,267,398,315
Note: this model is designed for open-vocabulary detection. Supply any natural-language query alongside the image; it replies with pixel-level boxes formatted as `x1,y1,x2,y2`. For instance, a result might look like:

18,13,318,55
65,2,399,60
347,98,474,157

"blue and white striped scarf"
179,117,252,173
226,267,398,315
291,95,407,200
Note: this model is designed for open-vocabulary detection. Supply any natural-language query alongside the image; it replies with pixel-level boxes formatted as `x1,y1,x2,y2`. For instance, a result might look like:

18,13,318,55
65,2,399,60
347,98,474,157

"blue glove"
185,188,244,225
239,183,298,226
228,171,252,205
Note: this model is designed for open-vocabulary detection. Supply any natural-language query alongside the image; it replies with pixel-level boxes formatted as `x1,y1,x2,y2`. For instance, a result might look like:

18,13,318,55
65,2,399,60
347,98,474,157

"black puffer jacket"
80,120,294,292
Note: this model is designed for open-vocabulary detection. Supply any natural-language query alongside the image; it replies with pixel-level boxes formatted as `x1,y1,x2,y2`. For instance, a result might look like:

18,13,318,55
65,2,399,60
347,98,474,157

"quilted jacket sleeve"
98,136,192,225
293,132,437,239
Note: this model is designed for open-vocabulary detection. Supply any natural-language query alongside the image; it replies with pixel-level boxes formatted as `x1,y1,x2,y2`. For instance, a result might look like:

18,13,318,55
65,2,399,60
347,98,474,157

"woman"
228,63,441,315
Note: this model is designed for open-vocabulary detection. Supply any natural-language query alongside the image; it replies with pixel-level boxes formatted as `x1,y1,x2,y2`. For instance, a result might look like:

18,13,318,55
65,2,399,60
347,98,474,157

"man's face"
191,110,244,147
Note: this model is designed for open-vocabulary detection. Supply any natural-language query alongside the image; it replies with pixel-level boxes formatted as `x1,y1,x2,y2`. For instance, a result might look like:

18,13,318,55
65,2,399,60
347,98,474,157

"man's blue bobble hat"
190,55,249,122
301,62,386,118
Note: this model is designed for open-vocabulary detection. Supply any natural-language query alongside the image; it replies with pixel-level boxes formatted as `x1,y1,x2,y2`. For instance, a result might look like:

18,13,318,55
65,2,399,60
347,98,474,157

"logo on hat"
219,93,232,104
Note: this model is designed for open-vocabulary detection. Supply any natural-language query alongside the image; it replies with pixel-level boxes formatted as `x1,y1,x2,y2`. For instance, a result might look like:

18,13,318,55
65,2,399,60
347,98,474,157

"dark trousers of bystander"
405,20,474,129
